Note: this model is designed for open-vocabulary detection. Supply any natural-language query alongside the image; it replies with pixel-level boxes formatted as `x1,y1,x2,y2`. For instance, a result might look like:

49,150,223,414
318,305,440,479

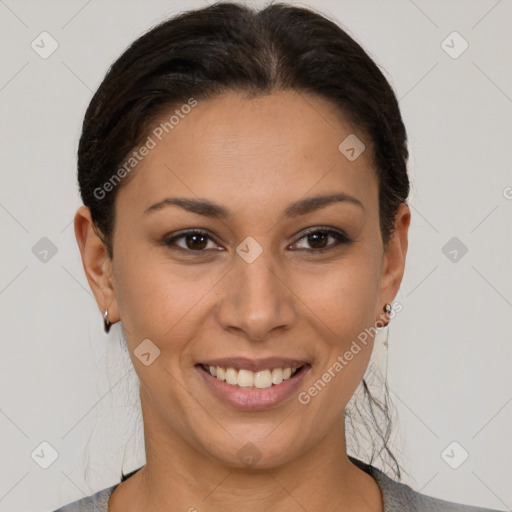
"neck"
111,395,383,512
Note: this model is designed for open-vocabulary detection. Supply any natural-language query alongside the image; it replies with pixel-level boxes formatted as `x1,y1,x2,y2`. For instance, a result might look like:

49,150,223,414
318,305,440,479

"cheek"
298,264,379,417
294,251,382,405
295,255,381,338
112,247,220,346
112,248,172,338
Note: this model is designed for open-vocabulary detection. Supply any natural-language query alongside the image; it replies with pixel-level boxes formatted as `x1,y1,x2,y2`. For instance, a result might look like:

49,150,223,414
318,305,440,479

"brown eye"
292,228,352,253
307,231,329,249
164,230,219,252
183,233,208,250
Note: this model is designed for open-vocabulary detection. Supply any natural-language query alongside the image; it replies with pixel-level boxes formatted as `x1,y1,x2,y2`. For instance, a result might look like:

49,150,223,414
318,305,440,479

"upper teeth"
206,365,300,388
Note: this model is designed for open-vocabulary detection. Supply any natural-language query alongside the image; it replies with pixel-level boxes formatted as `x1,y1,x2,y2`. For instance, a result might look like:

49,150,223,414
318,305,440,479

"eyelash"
162,227,352,255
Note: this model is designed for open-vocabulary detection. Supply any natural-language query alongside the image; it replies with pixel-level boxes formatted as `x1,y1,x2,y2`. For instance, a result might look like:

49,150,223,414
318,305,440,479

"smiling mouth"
197,363,309,389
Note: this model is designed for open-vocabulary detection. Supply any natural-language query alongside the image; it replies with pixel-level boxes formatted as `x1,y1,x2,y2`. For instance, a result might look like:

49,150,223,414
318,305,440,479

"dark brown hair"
77,1,409,480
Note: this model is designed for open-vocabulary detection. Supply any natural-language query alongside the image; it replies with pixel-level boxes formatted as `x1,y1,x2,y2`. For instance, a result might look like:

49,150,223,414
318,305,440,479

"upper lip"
197,357,310,372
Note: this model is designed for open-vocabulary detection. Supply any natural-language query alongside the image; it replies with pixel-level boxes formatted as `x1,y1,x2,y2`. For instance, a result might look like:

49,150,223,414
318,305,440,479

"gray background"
0,0,511,510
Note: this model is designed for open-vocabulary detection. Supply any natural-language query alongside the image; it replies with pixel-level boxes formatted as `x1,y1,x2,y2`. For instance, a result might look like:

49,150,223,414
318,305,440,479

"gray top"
53,457,502,512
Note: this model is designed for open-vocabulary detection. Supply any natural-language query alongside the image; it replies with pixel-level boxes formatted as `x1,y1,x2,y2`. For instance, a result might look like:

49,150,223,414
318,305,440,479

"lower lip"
195,364,311,410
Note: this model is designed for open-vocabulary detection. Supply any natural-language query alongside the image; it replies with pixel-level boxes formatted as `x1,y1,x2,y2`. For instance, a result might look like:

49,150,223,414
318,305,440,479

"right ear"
74,205,120,324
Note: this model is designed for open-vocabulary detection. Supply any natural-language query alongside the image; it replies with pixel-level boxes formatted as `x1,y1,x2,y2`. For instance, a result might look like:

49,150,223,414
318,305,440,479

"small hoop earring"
103,309,112,334
380,303,392,329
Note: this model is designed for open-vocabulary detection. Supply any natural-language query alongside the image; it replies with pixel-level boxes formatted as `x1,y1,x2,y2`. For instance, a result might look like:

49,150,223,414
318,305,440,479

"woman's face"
77,90,409,469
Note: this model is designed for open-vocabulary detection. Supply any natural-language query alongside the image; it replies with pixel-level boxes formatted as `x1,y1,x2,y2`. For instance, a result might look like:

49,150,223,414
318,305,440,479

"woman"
54,2,501,511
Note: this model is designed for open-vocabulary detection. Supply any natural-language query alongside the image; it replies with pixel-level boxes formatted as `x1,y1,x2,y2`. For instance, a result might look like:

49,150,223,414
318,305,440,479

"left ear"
377,202,410,317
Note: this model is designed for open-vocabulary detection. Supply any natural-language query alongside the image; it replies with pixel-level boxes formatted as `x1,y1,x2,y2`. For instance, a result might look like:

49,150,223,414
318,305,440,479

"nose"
216,248,296,341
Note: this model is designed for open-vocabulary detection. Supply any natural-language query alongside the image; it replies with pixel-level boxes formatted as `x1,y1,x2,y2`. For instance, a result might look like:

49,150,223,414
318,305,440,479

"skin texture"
75,90,410,512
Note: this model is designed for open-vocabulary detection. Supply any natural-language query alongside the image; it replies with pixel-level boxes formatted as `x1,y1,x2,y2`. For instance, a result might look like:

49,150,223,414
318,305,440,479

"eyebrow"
144,193,364,218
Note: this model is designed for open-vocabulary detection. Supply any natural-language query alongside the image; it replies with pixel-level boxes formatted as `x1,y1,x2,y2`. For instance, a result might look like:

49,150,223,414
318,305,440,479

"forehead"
116,90,377,215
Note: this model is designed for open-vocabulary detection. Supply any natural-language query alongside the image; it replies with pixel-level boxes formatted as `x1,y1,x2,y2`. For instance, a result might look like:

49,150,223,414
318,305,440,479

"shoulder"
53,466,143,511
52,484,117,512
368,463,503,512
